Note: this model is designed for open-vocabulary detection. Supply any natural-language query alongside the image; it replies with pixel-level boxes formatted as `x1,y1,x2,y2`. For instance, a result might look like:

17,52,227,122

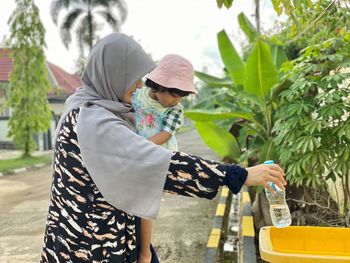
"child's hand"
138,250,151,263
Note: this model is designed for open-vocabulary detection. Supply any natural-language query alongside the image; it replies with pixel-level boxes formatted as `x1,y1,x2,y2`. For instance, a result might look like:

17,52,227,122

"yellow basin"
259,226,350,262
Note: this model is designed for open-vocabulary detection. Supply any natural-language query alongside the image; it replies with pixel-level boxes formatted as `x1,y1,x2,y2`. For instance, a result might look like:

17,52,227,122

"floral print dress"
132,88,183,151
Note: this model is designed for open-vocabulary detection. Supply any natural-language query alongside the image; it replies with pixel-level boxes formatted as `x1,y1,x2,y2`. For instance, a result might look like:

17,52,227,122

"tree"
7,0,52,157
0,35,10,47
50,0,128,56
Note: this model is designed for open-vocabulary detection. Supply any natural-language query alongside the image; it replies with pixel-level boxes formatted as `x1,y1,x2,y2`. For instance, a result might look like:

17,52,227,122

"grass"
0,154,52,173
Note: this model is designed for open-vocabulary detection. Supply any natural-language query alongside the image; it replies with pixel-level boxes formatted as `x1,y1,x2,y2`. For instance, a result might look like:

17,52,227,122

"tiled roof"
0,48,81,95
0,49,12,82
48,62,81,94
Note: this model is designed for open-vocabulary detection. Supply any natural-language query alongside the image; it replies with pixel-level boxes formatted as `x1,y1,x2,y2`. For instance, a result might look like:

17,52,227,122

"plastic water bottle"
264,160,291,228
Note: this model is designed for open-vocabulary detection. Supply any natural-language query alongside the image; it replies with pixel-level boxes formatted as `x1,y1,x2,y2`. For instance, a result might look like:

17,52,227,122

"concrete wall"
0,119,10,141
50,103,65,115
327,177,350,214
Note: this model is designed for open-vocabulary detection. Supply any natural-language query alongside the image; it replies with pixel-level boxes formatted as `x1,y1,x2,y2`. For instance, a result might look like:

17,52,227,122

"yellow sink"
259,226,350,262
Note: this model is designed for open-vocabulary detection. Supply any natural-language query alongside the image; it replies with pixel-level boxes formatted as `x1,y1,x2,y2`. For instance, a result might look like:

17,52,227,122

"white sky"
0,0,281,74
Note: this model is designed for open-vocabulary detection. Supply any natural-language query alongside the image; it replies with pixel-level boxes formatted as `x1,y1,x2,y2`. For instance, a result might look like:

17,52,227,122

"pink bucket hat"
146,54,197,94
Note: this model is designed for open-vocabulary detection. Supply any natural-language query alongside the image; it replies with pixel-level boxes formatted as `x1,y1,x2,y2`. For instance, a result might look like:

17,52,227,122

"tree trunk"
23,127,31,158
87,0,93,51
255,0,260,33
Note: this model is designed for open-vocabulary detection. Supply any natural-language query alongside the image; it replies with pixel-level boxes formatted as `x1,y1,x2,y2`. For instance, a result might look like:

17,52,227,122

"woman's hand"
245,164,287,194
138,250,152,263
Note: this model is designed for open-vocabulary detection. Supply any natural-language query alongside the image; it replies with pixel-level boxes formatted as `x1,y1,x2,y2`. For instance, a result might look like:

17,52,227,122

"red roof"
0,48,81,95
0,49,12,82
48,62,81,94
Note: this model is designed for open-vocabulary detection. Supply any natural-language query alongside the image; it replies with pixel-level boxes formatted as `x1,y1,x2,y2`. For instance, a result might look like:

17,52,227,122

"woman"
41,33,286,263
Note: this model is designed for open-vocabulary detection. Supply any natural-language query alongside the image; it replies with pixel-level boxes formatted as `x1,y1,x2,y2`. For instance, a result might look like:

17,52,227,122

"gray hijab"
54,33,172,219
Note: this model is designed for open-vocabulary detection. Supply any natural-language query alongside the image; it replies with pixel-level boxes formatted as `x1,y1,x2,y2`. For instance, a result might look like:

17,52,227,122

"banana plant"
186,24,288,164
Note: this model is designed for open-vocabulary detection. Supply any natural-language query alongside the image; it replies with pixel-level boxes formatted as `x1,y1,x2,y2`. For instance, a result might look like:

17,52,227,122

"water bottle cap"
264,160,274,164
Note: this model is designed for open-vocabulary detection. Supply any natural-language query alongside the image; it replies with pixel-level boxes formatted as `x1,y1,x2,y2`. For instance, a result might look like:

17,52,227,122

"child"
132,54,196,262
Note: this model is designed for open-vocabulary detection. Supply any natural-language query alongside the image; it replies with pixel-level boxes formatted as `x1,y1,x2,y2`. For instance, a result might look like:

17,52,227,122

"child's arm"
148,131,171,145
139,218,153,262
149,107,184,145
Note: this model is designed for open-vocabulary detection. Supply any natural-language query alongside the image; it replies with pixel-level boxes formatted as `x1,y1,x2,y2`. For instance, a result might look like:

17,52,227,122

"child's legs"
140,218,153,255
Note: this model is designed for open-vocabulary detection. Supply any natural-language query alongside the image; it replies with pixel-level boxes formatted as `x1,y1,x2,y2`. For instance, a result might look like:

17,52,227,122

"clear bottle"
264,160,291,228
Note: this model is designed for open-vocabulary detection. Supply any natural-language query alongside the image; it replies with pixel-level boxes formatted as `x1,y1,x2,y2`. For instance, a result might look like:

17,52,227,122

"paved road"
153,130,220,263
0,165,51,262
0,130,220,263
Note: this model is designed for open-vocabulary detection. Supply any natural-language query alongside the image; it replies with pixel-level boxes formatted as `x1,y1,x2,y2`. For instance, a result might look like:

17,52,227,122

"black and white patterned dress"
41,108,246,262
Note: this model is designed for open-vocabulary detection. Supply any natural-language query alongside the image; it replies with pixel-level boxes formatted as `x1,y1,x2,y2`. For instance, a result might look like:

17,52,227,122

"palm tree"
50,0,127,55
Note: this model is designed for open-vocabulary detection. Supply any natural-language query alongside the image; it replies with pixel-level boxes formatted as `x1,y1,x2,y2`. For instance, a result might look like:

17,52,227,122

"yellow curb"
215,203,226,216
207,228,221,248
242,191,250,203
242,216,255,237
221,187,229,197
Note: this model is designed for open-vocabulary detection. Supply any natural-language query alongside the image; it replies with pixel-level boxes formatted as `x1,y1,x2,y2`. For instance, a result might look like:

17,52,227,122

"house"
0,48,81,150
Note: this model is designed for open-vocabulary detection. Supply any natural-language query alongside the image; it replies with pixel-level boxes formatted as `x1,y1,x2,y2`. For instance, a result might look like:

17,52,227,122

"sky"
0,0,281,75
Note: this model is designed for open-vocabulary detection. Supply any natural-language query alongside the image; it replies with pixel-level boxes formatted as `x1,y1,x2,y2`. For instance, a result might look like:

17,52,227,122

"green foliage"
7,0,52,157
245,40,278,109
238,12,259,43
260,137,277,162
271,45,288,70
270,0,349,59
195,71,233,88
194,121,240,160
187,33,282,164
216,0,296,16
217,30,246,86
216,0,234,9
185,110,254,123
274,36,350,187
271,0,303,16
50,0,128,55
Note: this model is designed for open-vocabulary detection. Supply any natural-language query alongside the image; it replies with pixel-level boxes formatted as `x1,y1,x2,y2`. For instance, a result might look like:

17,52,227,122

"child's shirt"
132,88,183,151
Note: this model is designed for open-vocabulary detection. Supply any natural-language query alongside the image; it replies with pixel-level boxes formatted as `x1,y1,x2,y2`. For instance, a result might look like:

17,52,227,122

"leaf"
259,137,276,162
271,45,288,69
194,121,240,159
238,126,249,148
271,79,292,103
217,0,234,9
293,0,302,10
250,136,266,151
195,71,234,87
272,0,283,15
191,88,230,109
217,30,246,86
245,40,279,106
223,0,234,9
185,110,254,122
185,108,269,140
304,121,322,134
238,12,259,43
216,0,223,8
277,6,283,16
272,0,281,10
